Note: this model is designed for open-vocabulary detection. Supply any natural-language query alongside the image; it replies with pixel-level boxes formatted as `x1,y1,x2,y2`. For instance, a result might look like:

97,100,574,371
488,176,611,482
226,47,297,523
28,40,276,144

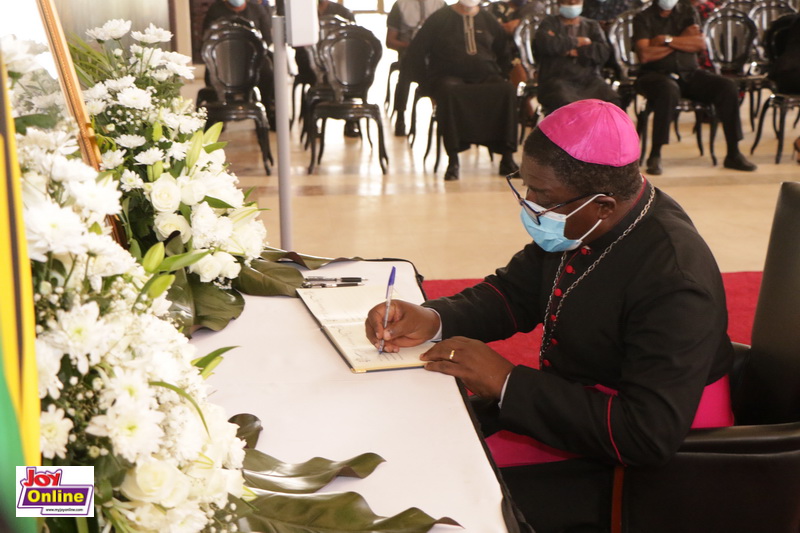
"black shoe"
498,154,519,176
344,121,361,138
394,117,406,137
444,160,460,181
723,152,757,172
646,156,662,175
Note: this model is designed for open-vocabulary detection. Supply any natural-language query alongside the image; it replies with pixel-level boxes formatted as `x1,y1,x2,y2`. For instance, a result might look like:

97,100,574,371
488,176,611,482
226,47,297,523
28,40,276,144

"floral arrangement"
7,35,247,533
69,20,269,331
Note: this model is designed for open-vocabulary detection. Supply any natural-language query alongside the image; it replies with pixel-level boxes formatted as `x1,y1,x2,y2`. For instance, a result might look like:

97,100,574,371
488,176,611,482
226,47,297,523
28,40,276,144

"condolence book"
297,285,434,373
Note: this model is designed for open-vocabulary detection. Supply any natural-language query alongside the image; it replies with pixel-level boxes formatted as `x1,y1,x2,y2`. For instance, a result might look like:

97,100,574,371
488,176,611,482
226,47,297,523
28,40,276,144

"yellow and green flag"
0,56,40,533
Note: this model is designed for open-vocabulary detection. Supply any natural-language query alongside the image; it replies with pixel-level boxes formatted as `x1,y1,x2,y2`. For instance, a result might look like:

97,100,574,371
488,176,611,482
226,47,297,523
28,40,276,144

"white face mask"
658,0,679,10
459,0,482,8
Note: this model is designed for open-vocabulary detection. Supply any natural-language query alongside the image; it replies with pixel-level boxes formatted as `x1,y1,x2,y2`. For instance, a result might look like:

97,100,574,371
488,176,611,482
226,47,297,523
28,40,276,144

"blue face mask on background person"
520,196,602,253
657,0,679,10
228,0,246,7
558,3,583,19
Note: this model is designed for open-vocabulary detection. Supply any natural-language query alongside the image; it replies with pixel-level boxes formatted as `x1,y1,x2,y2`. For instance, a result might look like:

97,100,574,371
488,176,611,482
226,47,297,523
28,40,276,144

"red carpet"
422,271,762,369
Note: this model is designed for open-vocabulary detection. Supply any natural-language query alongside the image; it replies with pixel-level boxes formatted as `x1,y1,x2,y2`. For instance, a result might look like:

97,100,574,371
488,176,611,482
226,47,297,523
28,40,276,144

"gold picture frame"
34,0,125,245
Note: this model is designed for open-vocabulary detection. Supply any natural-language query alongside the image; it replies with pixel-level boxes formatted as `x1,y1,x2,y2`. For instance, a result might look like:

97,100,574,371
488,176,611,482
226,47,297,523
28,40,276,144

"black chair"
200,23,273,175
704,8,767,131
750,15,800,164
607,7,646,115
307,25,389,174
614,181,800,533
748,0,797,64
384,60,400,111
513,14,544,144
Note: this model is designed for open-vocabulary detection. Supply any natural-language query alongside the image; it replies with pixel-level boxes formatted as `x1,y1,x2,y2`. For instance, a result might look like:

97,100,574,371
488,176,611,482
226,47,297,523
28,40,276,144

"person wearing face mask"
533,0,621,113
366,99,734,532
404,0,520,181
632,0,757,175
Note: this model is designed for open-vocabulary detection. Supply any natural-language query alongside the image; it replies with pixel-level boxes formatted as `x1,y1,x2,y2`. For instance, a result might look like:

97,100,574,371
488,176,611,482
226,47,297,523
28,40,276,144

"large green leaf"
233,259,306,297
243,448,385,494
189,275,245,332
229,413,263,448
260,247,362,270
165,268,196,333
245,490,461,533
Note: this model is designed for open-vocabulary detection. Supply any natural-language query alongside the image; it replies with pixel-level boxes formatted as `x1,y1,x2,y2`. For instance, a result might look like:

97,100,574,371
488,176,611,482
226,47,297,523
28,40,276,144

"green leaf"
233,260,306,297
229,413,263,449
14,113,59,134
142,242,165,273
150,380,209,434
243,449,385,494
260,247,362,270
202,195,235,209
203,141,228,153
245,490,461,532
147,273,175,299
189,276,245,332
158,249,210,272
185,130,204,169
166,267,195,333
203,121,224,144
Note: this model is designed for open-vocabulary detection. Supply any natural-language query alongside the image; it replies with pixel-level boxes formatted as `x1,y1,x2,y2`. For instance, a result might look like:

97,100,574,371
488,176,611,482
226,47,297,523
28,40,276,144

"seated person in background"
632,0,757,175
765,13,800,163
386,0,446,136
202,0,274,119
488,0,548,87
582,0,637,32
534,0,621,113
405,0,519,181
366,99,735,533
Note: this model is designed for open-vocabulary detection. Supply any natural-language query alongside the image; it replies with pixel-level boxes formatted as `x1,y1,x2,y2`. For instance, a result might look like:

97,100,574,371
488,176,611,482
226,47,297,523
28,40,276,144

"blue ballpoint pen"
378,266,397,354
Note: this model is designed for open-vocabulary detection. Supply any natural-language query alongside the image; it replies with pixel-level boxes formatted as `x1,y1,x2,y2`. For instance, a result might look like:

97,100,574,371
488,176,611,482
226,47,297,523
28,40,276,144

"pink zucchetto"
537,99,640,167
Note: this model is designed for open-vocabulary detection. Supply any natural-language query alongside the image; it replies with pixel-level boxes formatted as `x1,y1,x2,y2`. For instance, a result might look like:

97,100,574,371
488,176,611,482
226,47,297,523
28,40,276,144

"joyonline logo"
16,466,94,517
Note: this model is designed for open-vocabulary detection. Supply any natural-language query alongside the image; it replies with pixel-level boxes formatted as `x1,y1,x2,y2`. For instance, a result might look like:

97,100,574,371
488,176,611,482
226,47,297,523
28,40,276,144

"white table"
191,259,513,532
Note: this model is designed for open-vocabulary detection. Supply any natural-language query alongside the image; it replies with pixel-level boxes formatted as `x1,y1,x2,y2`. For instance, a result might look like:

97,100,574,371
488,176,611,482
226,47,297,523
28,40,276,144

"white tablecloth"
191,259,510,532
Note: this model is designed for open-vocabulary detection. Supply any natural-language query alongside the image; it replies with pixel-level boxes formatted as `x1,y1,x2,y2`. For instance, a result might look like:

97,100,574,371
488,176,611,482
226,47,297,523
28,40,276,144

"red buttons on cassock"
542,359,552,367
550,314,557,322
550,338,558,346
565,265,575,274
581,247,591,255
554,288,563,297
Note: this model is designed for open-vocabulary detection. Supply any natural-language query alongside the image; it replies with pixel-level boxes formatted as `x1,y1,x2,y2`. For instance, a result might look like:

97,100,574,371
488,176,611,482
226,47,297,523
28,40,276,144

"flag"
0,55,40,532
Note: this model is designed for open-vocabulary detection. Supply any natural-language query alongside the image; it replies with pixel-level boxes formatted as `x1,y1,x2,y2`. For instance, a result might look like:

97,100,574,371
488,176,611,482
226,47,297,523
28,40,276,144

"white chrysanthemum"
120,169,145,191
191,203,233,249
86,19,131,41
67,176,122,216
16,127,78,155
166,141,190,162
85,99,107,115
85,399,165,463
84,233,138,278
104,75,136,92
116,86,152,110
36,337,64,400
166,503,209,533
151,69,171,82
0,35,48,76
117,134,147,149
84,82,109,101
205,182,244,210
101,149,125,170
132,23,173,44
154,212,192,243
187,252,221,283
148,175,182,213
23,200,88,262
50,154,98,182
40,404,73,459
134,146,164,166
50,301,108,375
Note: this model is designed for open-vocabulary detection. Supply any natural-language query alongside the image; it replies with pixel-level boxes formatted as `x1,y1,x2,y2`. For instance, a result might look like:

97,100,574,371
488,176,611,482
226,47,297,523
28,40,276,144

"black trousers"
393,53,413,116
635,69,743,150
538,76,622,115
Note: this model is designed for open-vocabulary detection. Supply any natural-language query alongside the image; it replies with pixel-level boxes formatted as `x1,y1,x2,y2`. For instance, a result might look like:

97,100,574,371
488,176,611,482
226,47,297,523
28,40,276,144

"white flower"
131,23,173,44
149,175,182,213
50,155,98,182
120,169,145,191
213,251,241,279
121,459,191,508
84,82,109,101
85,99,107,115
166,141,190,162
117,134,147,149
134,146,164,166
154,212,192,242
188,252,222,283
191,203,233,249
36,338,64,400
84,233,137,278
40,404,73,459
86,19,131,41
176,175,206,206
24,200,87,262
151,69,171,82
225,219,267,259
104,76,136,92
50,301,107,375
166,503,208,533
67,176,122,216
116,87,152,110
101,149,125,170
85,400,165,463
0,36,48,76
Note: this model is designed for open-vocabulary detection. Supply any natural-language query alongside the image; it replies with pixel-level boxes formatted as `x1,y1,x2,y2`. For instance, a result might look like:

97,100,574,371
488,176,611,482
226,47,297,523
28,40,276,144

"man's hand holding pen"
365,300,440,353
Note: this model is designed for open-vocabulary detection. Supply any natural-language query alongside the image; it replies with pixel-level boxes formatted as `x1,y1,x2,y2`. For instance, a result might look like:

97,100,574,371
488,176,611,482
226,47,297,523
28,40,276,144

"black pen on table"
378,266,397,354
305,276,367,283
301,282,363,288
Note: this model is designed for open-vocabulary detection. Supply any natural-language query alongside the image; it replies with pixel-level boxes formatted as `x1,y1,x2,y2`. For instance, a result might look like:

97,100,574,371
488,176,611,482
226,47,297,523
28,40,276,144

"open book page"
297,285,435,373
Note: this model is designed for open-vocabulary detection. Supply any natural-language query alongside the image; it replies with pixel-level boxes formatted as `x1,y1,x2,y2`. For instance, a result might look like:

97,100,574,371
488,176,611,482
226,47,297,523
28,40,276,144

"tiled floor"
183,14,800,281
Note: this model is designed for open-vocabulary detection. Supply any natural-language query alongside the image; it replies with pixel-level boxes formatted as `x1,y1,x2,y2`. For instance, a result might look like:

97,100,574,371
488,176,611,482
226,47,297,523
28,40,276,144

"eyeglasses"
505,172,613,225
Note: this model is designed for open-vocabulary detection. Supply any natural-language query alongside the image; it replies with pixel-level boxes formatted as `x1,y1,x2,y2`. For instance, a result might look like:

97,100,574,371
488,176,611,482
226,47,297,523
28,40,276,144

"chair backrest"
608,7,643,81
734,182,800,425
749,0,797,59
513,14,544,81
764,12,799,65
202,24,266,103
720,0,756,13
318,25,382,102
703,9,758,74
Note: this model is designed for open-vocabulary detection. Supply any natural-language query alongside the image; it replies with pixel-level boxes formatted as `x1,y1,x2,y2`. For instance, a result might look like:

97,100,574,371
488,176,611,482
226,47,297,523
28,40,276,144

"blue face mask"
228,0,246,7
657,0,678,10
558,3,583,19
520,196,602,253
